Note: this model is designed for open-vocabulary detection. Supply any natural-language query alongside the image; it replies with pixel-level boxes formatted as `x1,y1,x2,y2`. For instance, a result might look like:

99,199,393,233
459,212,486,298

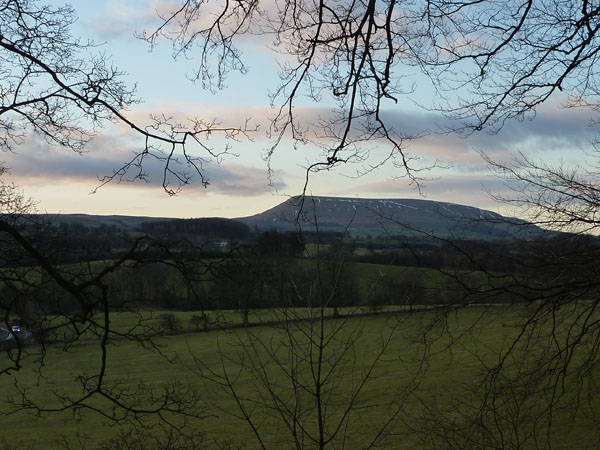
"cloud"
204,164,286,196
83,0,182,40
5,90,596,213
1,132,283,198
77,0,600,174
377,101,600,167
2,137,121,182
112,97,600,191
9,97,597,177
83,0,275,56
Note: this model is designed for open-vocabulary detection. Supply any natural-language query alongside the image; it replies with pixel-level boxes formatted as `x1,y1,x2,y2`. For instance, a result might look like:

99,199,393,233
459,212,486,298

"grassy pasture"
1,304,598,449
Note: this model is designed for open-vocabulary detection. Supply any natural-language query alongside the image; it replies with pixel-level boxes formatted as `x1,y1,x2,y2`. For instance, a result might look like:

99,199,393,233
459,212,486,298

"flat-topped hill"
237,196,540,239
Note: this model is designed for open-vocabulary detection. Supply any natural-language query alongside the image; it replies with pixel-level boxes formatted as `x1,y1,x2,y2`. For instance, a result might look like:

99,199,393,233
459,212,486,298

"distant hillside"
237,196,542,239
28,214,173,231
25,196,542,240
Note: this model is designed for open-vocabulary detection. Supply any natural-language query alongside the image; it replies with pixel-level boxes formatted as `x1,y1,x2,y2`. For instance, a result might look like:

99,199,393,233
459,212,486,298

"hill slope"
237,196,540,239
25,196,541,240
29,213,173,231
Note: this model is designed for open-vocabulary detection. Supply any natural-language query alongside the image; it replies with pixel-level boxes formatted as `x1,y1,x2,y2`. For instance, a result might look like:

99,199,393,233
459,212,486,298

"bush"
158,313,182,335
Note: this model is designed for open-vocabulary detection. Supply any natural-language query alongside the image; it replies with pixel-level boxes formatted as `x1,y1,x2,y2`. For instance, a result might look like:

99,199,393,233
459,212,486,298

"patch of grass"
0,305,598,449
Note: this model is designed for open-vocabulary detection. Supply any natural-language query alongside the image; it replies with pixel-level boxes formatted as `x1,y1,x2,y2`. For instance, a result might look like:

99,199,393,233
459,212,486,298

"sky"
4,0,597,219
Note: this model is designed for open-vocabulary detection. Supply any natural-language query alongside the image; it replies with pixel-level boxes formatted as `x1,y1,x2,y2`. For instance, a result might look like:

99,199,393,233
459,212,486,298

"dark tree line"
354,234,600,274
139,217,251,239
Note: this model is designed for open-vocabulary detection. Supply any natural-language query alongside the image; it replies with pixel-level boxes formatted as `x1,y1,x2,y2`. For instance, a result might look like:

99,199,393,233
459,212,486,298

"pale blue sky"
5,0,595,219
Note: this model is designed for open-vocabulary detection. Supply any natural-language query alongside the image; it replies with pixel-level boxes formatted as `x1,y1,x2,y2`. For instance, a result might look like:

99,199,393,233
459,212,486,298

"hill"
27,213,173,231
23,196,542,240
237,196,542,239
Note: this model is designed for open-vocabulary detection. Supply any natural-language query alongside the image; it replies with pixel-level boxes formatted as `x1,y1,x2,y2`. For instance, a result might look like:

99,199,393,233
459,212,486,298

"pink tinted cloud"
9,96,593,199
118,97,599,182
3,132,284,197
85,0,182,39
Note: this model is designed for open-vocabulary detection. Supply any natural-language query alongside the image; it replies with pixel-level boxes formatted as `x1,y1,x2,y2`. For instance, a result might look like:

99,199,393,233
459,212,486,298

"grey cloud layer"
3,136,283,197
83,0,168,40
3,100,595,202
381,102,598,164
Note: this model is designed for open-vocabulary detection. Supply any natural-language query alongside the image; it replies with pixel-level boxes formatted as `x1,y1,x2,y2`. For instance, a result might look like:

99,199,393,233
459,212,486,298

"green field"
1,304,598,449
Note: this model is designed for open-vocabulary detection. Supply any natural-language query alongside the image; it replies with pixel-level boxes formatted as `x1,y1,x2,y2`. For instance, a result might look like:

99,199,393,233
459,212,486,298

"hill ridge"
22,195,540,239
237,195,537,239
